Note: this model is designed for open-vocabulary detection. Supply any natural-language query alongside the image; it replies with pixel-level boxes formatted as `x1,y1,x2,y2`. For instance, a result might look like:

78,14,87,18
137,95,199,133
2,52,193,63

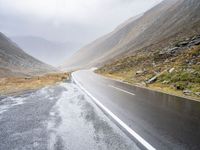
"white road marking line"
109,85,135,96
72,73,156,150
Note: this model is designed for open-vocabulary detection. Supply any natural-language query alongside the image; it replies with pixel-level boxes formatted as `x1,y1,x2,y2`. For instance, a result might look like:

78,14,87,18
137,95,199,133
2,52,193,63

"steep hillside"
0,32,57,78
97,35,200,99
12,36,79,66
62,0,200,70
61,14,142,70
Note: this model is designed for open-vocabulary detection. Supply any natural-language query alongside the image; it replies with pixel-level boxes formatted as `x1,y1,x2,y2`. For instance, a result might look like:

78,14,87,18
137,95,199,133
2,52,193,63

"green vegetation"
97,35,200,100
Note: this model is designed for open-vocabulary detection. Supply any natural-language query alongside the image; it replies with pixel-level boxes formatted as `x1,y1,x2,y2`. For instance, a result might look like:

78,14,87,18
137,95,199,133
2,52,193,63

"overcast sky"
0,0,160,65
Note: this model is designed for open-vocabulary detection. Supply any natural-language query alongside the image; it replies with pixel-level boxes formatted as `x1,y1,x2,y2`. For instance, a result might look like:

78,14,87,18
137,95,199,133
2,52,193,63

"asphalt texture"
72,70,200,150
0,81,139,150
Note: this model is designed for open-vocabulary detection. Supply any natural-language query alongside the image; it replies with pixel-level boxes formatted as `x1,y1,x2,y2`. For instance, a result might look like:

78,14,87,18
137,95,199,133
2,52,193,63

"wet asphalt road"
72,70,200,150
0,82,139,150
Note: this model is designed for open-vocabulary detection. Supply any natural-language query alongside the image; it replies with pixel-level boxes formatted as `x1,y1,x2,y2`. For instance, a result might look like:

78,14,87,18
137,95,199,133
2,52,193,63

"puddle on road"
48,82,140,150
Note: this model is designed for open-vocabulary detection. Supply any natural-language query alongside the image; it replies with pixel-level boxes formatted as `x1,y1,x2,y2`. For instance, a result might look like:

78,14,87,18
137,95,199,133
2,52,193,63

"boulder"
146,76,157,84
136,70,144,75
162,80,170,84
169,68,175,73
183,90,192,95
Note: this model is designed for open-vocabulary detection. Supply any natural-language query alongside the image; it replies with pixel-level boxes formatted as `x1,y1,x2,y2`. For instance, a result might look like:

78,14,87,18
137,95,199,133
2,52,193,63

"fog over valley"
0,0,160,66
1,0,200,150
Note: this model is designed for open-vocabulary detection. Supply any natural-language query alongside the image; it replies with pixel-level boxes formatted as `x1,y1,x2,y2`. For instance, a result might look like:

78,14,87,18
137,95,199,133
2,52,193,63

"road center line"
109,85,135,96
72,73,156,150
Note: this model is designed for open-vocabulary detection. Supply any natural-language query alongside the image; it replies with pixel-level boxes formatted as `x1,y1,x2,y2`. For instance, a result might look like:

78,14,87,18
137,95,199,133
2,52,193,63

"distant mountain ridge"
12,36,80,66
61,0,200,70
0,32,57,78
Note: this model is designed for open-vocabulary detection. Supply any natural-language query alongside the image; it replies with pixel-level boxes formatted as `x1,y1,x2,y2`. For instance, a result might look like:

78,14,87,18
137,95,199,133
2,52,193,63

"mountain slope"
11,36,79,66
96,0,200,99
61,0,200,70
61,14,143,70
0,32,57,78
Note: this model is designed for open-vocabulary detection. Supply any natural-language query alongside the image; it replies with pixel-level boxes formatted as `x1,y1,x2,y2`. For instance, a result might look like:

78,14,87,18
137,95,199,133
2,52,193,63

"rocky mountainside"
97,34,200,99
0,32,57,78
61,0,200,70
12,36,79,66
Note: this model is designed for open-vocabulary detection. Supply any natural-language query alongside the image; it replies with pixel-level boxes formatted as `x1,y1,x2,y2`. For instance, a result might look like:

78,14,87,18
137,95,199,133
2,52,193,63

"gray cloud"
0,0,160,65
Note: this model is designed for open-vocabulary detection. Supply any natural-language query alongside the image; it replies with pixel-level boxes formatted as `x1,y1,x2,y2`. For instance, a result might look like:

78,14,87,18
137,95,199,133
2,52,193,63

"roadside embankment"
96,35,200,101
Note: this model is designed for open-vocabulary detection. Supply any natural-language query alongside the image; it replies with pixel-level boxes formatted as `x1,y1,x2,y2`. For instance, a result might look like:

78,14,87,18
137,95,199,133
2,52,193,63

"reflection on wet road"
0,82,139,150
73,70,200,150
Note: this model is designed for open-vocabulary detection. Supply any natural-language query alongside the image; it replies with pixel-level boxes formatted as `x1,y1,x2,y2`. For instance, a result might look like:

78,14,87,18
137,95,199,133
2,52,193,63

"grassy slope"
0,73,69,95
97,35,200,100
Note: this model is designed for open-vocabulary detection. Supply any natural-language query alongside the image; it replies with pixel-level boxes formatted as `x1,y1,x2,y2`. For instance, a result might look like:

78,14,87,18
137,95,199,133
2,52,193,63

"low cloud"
0,0,160,65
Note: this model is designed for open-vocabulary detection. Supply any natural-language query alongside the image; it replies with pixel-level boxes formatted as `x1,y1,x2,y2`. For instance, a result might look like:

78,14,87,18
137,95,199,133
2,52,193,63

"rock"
185,59,190,63
159,51,165,55
189,36,200,46
159,47,179,55
183,90,192,95
186,68,194,73
166,47,179,54
195,92,200,96
146,76,157,84
136,70,144,75
194,40,200,45
153,71,159,74
162,80,169,84
178,41,189,47
169,68,175,73
189,59,196,65
170,84,176,89
191,36,199,40
164,59,169,63
152,62,156,66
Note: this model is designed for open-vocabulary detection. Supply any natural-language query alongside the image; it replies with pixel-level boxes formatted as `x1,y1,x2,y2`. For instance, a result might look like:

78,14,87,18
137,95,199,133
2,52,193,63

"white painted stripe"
72,73,156,150
109,85,135,96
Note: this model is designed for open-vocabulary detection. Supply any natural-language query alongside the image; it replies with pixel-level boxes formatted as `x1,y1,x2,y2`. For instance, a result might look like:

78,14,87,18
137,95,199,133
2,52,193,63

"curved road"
0,82,139,150
72,70,200,150
1,69,200,150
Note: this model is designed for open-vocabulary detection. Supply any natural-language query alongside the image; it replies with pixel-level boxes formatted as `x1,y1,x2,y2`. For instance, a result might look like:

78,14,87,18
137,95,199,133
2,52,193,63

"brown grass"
0,73,69,95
